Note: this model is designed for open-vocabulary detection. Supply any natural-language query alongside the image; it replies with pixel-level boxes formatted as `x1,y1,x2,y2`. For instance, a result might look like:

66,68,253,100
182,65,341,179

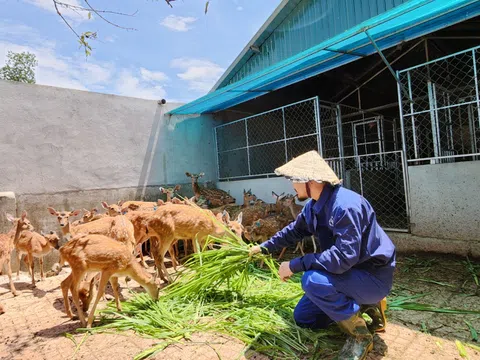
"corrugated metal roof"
212,0,410,91
169,0,480,116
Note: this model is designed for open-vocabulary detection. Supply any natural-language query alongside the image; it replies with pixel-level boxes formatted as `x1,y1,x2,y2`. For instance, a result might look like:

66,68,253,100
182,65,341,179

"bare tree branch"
53,0,81,39
55,1,138,17
84,0,137,31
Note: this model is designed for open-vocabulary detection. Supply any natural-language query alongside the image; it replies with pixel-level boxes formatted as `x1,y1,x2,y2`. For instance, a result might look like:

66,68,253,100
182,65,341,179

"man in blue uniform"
249,150,396,360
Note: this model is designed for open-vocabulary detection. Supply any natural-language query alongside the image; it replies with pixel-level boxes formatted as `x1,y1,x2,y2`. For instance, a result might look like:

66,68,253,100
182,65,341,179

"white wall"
408,161,480,241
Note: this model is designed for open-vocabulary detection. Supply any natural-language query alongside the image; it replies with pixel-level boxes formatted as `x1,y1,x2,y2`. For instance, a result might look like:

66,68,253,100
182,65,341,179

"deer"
49,208,136,314
47,208,82,240
277,194,317,260
15,229,61,286
0,213,35,296
140,204,243,283
121,200,164,212
101,201,124,217
59,233,160,328
186,172,235,207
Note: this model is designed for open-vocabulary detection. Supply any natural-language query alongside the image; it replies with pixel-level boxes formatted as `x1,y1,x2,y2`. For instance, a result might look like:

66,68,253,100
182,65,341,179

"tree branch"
84,0,137,31
55,1,138,17
53,0,81,39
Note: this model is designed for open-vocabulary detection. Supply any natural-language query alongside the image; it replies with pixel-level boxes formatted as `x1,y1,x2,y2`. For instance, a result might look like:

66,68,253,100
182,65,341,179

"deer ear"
71,209,81,217
47,207,57,216
101,202,108,209
222,210,230,223
174,184,181,191
236,212,243,225
185,172,191,177
50,230,55,235
6,213,15,222
92,208,98,213
40,230,45,236
21,210,27,220
272,191,278,198
118,201,124,207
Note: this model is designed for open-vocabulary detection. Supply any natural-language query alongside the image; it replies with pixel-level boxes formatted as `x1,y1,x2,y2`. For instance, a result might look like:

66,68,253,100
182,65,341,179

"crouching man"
250,150,396,360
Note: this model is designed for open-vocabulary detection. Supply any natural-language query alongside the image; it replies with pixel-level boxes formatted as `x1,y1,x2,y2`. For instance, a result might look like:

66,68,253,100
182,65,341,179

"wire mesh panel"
319,105,341,158
398,46,480,164
326,151,409,231
215,97,321,180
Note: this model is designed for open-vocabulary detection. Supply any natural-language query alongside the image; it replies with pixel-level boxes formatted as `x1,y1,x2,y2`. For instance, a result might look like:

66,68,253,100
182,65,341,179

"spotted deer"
101,201,124,216
186,172,235,207
47,208,82,240
0,212,34,296
59,234,160,328
15,229,61,286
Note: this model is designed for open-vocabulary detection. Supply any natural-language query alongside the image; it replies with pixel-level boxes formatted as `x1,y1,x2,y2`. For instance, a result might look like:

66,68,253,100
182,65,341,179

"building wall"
408,161,480,242
221,0,409,87
0,80,219,271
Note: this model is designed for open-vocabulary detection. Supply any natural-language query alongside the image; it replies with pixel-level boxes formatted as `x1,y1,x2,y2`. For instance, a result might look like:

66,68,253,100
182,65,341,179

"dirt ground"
1,253,479,360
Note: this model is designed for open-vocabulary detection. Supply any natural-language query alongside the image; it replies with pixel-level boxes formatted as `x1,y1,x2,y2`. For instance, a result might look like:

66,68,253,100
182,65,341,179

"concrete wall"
408,161,480,242
0,80,219,272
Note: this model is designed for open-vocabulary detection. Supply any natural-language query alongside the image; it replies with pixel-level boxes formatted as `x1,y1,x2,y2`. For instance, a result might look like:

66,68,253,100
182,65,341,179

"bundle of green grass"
86,230,341,360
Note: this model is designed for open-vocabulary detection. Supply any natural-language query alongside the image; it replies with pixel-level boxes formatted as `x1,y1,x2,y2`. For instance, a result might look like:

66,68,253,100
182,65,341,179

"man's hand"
249,245,261,256
279,261,294,282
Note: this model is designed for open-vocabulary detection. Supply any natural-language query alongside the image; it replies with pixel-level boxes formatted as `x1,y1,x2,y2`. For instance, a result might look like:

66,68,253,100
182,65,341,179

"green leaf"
465,321,478,342
456,340,470,359
88,12,92,19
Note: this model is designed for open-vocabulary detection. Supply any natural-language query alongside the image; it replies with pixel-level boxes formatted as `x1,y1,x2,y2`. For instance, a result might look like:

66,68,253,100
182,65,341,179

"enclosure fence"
398,45,480,164
214,97,321,180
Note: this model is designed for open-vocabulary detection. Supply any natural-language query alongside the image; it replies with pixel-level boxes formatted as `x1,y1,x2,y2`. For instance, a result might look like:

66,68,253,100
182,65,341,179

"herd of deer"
0,171,312,328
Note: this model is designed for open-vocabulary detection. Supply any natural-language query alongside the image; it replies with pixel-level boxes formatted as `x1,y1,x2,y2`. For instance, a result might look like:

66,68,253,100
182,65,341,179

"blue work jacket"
260,185,396,275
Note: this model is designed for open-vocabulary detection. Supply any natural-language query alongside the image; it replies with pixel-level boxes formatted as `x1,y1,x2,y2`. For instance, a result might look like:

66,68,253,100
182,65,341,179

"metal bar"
365,29,413,103
428,82,440,161
468,105,476,155
406,72,419,159
324,47,367,57
245,119,251,176
406,152,480,163
447,93,454,150
214,97,318,128
406,100,479,117
353,122,358,157
400,150,411,232
314,97,323,156
218,132,320,154
396,70,410,163
384,228,410,233
357,88,361,109
399,44,480,74
336,105,344,159
426,36,480,40
357,156,364,197
282,107,288,162
214,127,220,179
472,49,480,130
337,39,424,104
326,150,403,162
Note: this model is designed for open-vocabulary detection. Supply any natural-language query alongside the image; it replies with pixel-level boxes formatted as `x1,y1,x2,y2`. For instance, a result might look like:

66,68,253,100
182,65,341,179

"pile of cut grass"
86,234,340,360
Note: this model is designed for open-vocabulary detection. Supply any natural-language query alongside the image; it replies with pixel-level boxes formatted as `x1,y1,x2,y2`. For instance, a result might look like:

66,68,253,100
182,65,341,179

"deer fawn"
101,201,124,217
47,208,82,239
0,213,34,296
59,234,160,328
15,230,61,286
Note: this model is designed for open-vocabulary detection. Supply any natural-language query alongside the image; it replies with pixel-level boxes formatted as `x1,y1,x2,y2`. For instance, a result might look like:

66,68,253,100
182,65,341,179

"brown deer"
15,230,61,286
47,208,82,239
186,172,235,207
59,234,160,328
101,201,124,217
143,204,242,283
121,200,162,212
0,213,34,296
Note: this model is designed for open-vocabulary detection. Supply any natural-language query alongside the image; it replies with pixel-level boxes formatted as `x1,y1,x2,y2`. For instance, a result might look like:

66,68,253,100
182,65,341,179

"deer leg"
5,258,18,296
277,247,287,261
16,253,21,279
61,274,74,318
87,271,112,328
40,257,45,281
311,236,317,253
109,276,122,312
169,243,178,271
28,253,35,287
71,271,87,327
151,237,173,284
137,244,148,268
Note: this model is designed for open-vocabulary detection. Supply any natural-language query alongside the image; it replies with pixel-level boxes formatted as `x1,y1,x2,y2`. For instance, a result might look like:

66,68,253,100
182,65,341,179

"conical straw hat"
274,150,341,185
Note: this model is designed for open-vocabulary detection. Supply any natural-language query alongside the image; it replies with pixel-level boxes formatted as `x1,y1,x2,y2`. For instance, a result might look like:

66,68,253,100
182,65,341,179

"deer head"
159,184,182,201
219,210,244,238
101,201,124,216
185,172,204,183
6,211,34,232
47,207,81,228
243,189,257,205
82,208,98,222
40,230,61,250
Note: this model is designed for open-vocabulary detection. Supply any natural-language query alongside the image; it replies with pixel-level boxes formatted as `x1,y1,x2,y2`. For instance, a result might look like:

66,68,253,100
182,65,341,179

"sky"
0,0,281,103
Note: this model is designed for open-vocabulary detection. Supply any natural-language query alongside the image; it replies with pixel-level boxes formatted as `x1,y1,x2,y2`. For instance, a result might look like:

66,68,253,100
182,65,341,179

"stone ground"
0,253,479,360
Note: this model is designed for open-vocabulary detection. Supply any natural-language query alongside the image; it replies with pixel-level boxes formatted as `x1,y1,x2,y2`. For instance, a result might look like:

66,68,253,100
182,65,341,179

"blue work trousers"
293,267,394,329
